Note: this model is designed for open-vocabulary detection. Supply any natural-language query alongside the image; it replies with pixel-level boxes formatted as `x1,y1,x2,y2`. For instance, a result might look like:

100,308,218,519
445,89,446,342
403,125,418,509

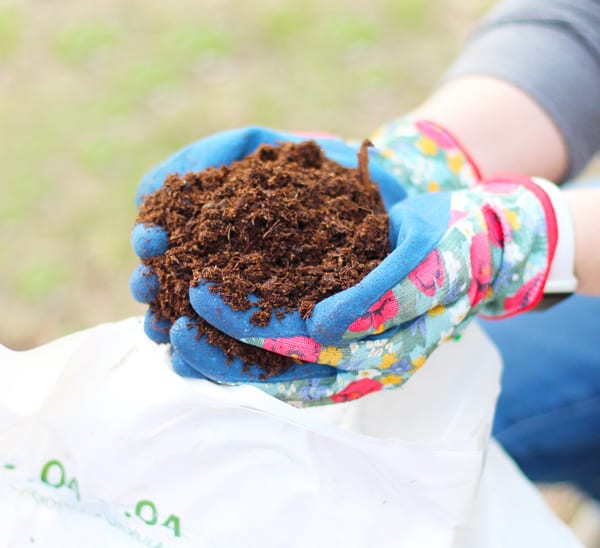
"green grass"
0,5,21,59
1,0,497,348
12,262,70,303
384,0,429,30
52,20,121,65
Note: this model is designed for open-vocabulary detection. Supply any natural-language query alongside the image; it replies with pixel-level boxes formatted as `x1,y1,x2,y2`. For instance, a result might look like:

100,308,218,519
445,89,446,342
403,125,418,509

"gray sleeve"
445,0,600,180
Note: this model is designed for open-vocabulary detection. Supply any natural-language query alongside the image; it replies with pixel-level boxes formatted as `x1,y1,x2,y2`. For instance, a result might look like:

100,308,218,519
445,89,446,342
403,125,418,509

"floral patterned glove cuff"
475,175,559,318
370,117,481,196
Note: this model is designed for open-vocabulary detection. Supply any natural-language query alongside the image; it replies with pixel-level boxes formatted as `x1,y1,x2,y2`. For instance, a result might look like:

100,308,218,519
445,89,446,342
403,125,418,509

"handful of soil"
136,140,391,378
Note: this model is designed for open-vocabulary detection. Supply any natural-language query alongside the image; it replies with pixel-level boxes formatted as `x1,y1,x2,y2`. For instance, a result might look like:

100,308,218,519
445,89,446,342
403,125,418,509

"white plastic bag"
0,318,581,547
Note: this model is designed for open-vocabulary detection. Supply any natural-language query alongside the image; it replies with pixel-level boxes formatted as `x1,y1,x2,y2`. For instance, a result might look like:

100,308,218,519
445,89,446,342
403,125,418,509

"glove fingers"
170,323,343,406
131,223,168,259
191,281,357,368
130,264,160,304
171,317,409,406
189,280,309,339
170,316,336,384
170,349,208,379
143,309,172,344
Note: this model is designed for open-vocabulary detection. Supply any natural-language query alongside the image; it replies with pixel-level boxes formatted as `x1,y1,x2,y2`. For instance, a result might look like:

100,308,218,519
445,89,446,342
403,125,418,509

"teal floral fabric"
370,117,481,196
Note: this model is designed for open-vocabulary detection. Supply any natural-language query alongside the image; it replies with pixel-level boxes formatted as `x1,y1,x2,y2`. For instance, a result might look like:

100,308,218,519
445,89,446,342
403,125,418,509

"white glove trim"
531,177,578,294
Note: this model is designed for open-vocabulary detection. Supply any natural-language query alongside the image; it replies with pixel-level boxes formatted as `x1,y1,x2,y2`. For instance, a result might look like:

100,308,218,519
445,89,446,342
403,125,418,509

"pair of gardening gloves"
130,119,558,406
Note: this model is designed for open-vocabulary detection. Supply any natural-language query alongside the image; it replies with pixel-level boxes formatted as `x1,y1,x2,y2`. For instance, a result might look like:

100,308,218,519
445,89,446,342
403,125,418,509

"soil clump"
137,140,390,378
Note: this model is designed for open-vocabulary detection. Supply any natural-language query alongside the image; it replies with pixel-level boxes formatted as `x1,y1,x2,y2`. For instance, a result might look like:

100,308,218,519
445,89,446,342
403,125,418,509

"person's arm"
411,76,568,182
426,0,600,182
410,0,600,296
411,77,600,296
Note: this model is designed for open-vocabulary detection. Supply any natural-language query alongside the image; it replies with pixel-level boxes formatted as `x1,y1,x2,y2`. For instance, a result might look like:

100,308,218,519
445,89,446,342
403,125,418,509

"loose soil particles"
137,140,390,379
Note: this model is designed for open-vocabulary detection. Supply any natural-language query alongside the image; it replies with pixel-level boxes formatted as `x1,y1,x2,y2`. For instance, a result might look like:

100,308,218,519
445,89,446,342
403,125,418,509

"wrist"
529,178,577,295
474,175,563,317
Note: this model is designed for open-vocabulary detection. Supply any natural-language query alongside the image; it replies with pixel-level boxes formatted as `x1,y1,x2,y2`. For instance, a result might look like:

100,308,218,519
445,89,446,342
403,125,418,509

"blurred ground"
1,0,599,544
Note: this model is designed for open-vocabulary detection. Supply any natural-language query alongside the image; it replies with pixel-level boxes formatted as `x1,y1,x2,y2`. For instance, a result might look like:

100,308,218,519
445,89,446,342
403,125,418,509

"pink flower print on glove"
331,378,383,403
409,249,445,297
347,291,399,334
263,336,321,363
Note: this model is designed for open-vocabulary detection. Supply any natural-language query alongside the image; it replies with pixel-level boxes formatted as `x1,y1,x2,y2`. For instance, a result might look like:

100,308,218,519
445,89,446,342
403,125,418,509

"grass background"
0,0,578,350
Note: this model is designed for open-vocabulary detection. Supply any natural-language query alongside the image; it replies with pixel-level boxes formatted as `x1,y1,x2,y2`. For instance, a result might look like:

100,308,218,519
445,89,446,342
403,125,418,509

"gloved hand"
130,126,408,404
189,174,559,407
167,316,411,405
170,118,487,405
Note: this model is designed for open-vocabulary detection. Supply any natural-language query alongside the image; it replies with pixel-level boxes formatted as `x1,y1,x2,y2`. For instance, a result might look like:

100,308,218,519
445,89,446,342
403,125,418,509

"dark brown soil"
136,140,390,378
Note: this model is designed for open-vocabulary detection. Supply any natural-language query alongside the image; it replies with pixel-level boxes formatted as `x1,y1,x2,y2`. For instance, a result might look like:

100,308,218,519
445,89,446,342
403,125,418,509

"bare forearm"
411,76,568,181
438,0,600,180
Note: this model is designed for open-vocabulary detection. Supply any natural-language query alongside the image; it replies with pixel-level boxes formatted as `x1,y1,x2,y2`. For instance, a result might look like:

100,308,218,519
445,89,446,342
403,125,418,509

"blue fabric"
129,264,159,304
170,348,208,379
189,283,308,340
480,294,600,500
131,224,169,259
143,309,170,344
